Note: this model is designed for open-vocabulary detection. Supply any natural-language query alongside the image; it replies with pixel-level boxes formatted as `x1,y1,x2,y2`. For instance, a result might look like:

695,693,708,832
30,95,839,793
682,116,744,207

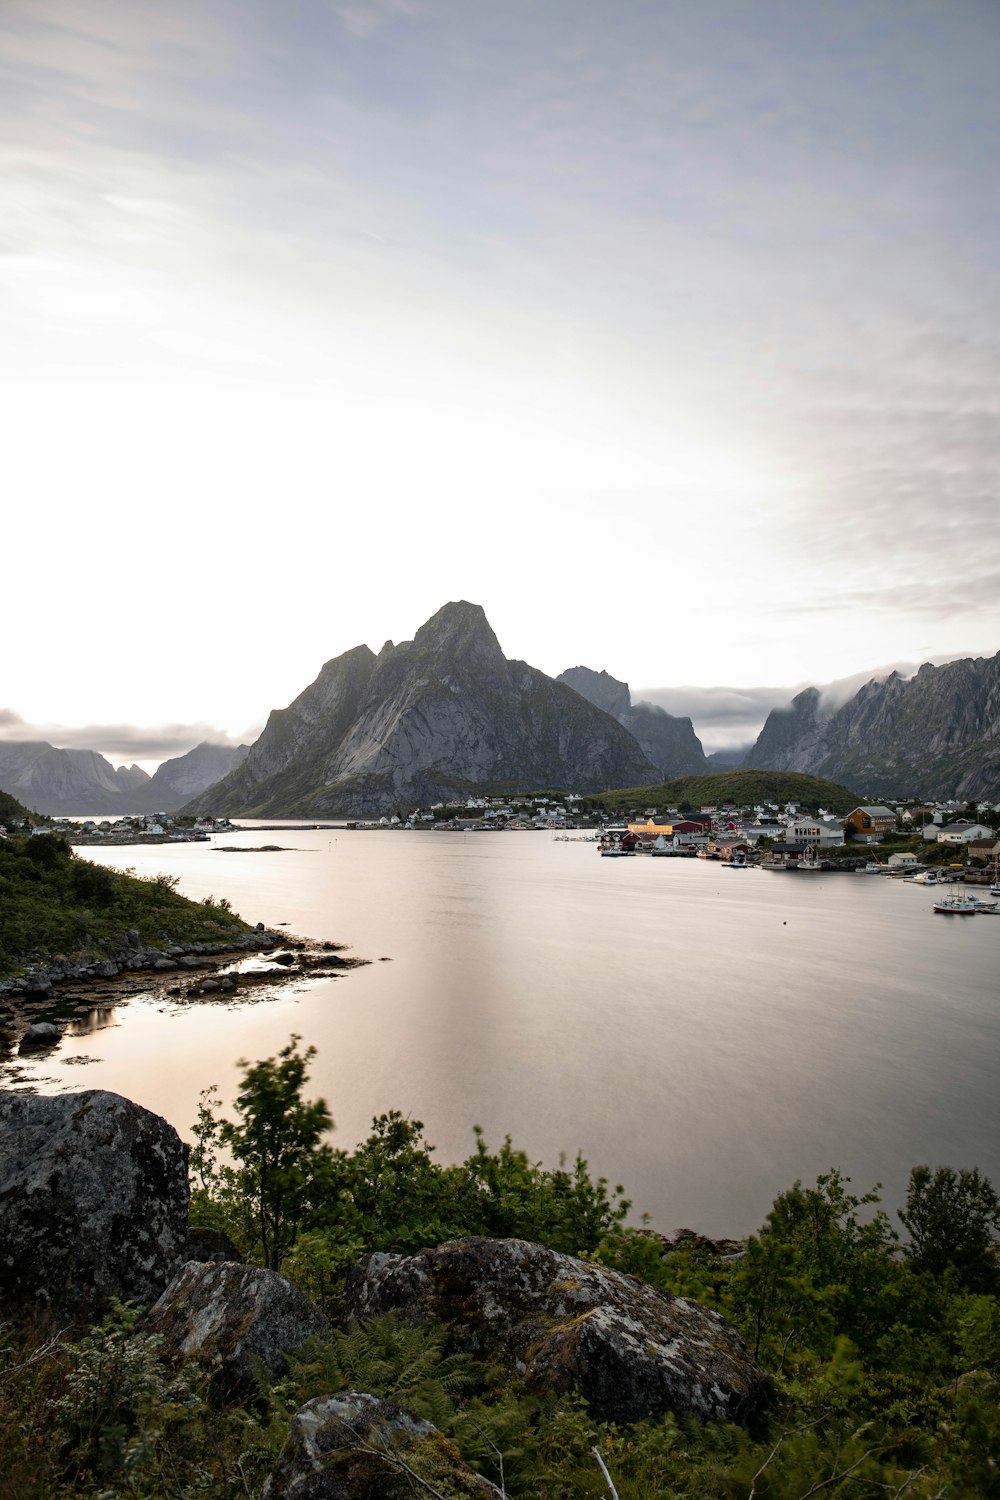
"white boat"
932,894,997,915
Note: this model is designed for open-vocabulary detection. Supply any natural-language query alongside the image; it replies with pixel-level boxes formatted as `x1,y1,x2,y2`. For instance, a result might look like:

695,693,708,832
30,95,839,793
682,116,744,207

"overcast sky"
3,0,998,766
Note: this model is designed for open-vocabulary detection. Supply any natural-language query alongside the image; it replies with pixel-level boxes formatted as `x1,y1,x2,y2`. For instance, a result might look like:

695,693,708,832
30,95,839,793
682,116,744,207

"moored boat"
932,894,997,915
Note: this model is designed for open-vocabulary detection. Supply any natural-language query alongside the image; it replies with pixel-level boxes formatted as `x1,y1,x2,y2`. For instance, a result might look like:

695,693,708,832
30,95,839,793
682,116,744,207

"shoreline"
0,930,371,1082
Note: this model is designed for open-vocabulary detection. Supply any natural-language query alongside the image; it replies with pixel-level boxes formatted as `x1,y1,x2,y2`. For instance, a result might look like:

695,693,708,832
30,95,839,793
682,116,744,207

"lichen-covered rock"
146,1261,330,1396
0,1090,189,1317
262,1391,503,1499
345,1237,768,1425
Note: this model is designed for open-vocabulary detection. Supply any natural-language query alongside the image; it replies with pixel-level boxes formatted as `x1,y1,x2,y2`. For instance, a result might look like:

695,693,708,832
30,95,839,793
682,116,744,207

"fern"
287,1313,477,1428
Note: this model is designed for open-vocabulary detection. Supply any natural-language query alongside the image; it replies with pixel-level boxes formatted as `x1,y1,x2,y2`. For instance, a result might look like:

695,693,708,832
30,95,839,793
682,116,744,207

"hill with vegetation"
591,768,861,816
0,788,39,828
0,834,252,979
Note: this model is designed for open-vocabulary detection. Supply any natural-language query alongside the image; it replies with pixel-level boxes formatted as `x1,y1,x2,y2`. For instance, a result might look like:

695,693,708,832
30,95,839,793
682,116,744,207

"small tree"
193,1036,334,1271
899,1165,1000,1289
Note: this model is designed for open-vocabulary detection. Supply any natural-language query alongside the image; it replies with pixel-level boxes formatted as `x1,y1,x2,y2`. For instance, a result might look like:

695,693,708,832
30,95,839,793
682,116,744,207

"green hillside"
0,833,252,978
0,789,39,828
592,769,861,817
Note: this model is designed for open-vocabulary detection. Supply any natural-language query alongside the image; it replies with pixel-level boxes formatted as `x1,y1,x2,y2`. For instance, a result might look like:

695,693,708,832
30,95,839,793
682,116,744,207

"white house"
937,822,994,845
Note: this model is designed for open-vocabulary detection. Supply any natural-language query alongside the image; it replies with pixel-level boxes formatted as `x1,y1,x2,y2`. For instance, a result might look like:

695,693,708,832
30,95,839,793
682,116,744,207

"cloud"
635,652,986,749
635,685,803,752
0,712,250,763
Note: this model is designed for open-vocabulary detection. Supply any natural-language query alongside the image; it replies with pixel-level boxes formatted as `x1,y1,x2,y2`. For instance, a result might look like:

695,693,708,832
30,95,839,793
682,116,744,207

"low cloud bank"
635,685,802,754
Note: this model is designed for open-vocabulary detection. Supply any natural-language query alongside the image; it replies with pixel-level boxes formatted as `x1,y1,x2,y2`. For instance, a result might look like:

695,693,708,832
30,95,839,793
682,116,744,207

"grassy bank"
0,833,252,979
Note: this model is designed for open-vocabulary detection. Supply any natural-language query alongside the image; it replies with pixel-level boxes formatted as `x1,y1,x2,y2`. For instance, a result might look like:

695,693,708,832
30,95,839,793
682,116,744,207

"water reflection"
21,831,1000,1237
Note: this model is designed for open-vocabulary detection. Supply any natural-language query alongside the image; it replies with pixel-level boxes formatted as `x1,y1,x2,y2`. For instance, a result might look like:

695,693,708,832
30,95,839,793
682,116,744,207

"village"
0,814,237,845
4,794,1000,879
343,793,1000,877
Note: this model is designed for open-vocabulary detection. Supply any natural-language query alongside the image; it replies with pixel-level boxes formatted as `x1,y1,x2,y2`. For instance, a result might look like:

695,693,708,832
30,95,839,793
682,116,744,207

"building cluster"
596,799,1000,869
0,814,235,842
346,794,586,832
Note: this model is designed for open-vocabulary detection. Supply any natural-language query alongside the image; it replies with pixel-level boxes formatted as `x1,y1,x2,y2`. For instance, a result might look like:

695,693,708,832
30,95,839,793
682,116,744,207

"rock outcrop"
262,1391,503,1499
558,666,708,778
187,602,661,817
742,653,1000,799
0,1090,189,1317
146,1261,331,1396
344,1237,768,1424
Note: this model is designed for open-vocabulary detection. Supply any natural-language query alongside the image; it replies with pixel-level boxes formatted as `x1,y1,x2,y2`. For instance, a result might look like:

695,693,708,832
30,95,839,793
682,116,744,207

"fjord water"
22,831,1000,1237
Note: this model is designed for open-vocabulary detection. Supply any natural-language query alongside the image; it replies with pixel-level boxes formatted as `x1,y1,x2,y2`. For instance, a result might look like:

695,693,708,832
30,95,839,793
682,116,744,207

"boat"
863,861,884,874
932,894,997,915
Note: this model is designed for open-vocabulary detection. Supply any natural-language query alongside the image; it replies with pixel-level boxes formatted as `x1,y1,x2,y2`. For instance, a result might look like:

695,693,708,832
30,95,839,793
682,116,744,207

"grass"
0,834,253,979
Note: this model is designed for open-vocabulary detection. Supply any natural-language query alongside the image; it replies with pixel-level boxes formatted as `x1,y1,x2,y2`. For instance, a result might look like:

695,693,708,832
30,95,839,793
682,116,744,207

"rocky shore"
0,928,369,1068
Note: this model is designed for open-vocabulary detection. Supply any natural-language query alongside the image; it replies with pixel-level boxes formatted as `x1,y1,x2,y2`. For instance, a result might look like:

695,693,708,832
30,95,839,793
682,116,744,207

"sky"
3,0,998,766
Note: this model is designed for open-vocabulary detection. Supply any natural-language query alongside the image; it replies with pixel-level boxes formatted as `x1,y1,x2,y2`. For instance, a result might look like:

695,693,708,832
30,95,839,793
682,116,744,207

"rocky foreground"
0,1090,769,1499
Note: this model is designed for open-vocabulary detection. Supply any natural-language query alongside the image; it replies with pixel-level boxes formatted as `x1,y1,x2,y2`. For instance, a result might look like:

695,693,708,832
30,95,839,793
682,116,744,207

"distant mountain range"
184,602,661,817
742,653,1000,800
0,740,249,816
6,619,998,819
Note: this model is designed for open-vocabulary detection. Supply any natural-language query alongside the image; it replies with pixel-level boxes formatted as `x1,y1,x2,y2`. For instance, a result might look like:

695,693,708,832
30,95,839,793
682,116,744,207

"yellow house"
627,817,675,836
844,805,896,839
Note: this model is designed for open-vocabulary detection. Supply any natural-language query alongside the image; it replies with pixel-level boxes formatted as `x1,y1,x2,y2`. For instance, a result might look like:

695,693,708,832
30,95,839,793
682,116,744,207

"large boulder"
0,1090,189,1318
146,1261,331,1396
262,1391,503,1499
345,1237,768,1424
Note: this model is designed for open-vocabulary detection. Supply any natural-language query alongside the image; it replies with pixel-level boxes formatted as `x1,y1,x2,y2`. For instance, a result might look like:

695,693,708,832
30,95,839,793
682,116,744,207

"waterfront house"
785,816,845,848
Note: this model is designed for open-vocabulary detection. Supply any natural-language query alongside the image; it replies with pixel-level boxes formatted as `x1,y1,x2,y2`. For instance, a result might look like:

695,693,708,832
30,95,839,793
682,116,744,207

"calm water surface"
17,830,1000,1236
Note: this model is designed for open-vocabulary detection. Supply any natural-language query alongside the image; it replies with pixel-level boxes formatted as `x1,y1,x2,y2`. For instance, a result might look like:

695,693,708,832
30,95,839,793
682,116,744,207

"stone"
24,975,53,997
261,1391,503,1499
177,1225,245,1265
93,961,119,978
146,1261,330,1396
345,1237,769,1425
0,1091,189,1317
200,979,220,993
18,1022,62,1051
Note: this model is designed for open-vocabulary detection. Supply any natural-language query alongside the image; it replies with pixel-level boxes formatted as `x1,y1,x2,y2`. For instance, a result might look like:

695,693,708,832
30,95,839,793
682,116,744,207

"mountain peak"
558,666,632,719
413,601,504,667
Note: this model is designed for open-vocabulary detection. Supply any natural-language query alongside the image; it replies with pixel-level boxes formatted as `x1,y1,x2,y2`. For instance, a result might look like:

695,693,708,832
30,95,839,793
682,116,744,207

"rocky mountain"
136,741,250,812
742,652,1000,799
557,666,707,778
187,602,661,817
0,742,152,816
0,739,249,815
